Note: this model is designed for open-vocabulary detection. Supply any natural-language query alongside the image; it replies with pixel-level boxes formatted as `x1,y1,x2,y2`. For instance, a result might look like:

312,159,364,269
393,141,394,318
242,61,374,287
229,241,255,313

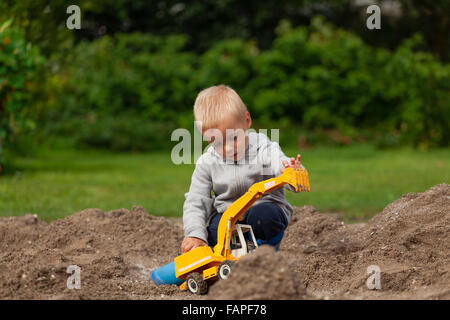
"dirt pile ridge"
282,183,450,299
0,184,448,299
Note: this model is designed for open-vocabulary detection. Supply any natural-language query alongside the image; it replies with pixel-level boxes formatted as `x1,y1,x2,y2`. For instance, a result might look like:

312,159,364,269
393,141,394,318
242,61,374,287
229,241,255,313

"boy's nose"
225,144,235,154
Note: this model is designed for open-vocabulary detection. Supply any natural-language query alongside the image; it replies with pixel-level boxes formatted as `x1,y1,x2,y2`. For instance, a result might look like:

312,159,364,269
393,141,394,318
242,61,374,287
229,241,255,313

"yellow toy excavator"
173,166,310,294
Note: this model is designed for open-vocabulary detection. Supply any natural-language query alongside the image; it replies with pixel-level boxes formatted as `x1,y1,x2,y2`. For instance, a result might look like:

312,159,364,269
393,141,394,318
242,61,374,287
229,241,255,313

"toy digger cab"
174,166,310,295
230,224,258,258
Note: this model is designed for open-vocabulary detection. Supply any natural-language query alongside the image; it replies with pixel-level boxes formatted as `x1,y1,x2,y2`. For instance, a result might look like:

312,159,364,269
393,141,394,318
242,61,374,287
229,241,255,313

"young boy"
181,84,303,253
151,84,303,286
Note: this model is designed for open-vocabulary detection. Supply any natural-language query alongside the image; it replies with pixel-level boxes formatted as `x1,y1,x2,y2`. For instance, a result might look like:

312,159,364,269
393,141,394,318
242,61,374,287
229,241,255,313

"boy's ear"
245,111,252,128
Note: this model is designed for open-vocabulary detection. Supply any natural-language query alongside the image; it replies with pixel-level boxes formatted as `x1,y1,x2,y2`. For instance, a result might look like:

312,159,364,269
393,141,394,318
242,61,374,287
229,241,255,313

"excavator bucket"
295,166,310,192
276,167,310,193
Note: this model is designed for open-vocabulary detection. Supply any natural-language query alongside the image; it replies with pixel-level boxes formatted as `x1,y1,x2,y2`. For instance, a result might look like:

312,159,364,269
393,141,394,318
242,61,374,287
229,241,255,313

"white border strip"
178,256,212,273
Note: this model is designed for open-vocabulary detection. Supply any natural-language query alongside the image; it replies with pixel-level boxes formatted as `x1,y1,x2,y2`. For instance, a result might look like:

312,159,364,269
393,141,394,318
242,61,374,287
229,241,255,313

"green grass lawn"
0,145,448,222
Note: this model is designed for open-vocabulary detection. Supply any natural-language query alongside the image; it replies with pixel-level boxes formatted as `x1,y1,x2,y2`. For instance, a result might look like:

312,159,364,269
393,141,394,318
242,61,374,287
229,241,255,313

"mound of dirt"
284,183,450,299
209,245,309,300
0,206,194,299
0,184,448,300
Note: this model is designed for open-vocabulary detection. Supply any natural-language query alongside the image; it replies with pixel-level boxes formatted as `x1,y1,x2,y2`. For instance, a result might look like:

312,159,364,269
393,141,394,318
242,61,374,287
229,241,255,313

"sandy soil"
0,184,448,300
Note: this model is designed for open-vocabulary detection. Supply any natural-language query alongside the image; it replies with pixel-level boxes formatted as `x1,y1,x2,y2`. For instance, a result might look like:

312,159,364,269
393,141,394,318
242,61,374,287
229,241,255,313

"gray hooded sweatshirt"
183,131,300,242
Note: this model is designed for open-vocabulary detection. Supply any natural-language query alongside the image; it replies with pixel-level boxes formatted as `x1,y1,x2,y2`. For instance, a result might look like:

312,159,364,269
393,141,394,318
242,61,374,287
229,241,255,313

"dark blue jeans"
207,202,288,247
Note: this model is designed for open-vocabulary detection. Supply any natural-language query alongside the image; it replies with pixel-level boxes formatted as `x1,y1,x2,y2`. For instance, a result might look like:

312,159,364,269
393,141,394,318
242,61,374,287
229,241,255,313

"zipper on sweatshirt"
235,162,241,195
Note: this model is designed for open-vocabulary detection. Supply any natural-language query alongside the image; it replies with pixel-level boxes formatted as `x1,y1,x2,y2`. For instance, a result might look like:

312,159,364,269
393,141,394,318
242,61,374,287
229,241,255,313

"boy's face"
202,112,252,162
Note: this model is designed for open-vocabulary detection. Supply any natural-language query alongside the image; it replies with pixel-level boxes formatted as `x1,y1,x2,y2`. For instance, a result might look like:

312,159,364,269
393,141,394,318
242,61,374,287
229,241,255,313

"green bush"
248,17,450,148
41,33,196,151
0,20,42,171
196,39,258,104
38,18,449,151
76,114,178,152
376,36,450,148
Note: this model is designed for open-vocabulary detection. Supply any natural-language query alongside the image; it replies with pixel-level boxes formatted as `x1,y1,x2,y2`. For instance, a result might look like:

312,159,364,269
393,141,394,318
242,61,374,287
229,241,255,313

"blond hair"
193,85,248,129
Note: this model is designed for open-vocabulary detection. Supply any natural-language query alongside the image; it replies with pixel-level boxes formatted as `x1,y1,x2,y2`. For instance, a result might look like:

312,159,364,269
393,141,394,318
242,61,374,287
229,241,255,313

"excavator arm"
212,167,310,258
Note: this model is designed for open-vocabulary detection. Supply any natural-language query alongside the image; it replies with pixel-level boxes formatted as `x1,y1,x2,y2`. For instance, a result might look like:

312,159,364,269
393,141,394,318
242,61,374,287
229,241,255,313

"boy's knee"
245,203,288,240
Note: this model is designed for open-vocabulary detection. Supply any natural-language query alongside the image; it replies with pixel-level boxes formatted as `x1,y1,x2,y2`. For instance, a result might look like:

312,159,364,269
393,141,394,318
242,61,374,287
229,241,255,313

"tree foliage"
1,0,448,60
0,20,42,170
39,18,449,151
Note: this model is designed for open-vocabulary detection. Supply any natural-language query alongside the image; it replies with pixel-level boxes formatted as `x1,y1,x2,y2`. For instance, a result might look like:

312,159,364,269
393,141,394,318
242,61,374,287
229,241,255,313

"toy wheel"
186,272,208,295
218,260,233,280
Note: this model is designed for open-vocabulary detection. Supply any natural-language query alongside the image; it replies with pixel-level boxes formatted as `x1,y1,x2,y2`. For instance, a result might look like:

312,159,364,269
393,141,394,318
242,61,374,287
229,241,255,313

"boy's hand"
181,237,208,254
281,154,302,173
